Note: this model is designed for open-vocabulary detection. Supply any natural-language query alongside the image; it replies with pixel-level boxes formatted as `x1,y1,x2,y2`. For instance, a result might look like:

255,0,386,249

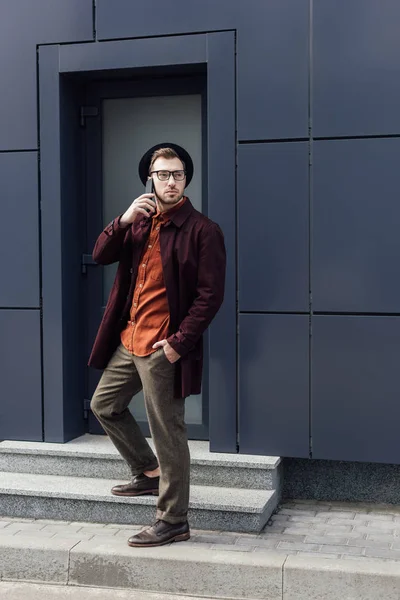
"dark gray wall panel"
313,139,400,313
0,0,93,150
239,314,309,457
97,0,309,140
0,153,39,307
313,0,400,137
312,316,400,463
0,310,42,441
97,0,236,39
238,143,309,312
207,33,237,452
236,2,309,140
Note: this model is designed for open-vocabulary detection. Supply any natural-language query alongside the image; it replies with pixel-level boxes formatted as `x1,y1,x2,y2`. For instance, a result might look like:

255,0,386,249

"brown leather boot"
111,473,159,496
127,519,190,547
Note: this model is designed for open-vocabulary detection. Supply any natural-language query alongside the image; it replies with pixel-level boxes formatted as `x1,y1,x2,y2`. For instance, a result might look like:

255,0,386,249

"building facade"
1,1,400,481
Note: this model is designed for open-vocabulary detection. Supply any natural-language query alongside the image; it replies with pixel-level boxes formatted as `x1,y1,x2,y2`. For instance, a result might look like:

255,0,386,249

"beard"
155,189,185,209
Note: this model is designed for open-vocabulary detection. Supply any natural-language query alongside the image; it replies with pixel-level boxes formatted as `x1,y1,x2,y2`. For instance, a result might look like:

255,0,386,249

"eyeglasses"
150,170,186,181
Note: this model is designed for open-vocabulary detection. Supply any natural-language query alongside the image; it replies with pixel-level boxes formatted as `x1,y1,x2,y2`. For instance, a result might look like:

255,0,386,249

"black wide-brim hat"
138,142,194,187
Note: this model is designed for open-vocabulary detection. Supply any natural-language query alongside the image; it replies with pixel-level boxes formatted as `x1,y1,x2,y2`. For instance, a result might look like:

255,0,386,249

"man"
89,143,226,548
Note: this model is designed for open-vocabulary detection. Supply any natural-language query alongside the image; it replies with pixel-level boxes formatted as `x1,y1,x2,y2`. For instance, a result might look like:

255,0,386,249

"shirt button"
156,226,160,231
142,264,146,267
139,284,143,287
148,244,152,248
133,303,137,307
129,268,133,274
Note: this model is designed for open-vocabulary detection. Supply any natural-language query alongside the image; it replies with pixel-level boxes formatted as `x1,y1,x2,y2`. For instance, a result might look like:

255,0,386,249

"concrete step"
0,434,281,491
0,471,278,533
0,531,399,600
0,582,222,600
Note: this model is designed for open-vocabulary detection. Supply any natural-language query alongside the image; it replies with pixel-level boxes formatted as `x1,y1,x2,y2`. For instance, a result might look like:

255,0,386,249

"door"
83,76,209,439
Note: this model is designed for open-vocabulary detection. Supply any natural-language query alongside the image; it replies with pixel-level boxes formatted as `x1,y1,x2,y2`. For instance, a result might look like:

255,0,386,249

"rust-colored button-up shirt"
120,197,187,357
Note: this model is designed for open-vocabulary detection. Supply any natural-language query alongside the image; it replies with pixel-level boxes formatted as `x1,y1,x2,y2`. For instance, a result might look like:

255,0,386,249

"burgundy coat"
88,199,226,398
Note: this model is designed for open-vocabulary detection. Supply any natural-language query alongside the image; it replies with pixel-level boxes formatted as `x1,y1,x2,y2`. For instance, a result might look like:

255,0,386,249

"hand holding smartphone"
119,180,156,226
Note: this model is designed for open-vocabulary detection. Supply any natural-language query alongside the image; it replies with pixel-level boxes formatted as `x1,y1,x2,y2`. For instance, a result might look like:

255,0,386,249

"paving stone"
355,526,396,536
210,544,252,552
2,523,47,532
325,530,364,539
263,525,285,534
194,534,239,545
284,521,313,529
320,545,364,556
312,523,353,532
236,537,278,549
89,535,131,545
366,513,396,521
317,511,356,519
364,521,399,530
262,533,306,542
181,542,213,549
191,528,220,536
277,541,321,552
346,538,392,549
364,547,400,560
389,540,400,550
347,505,372,513
41,525,84,534
366,533,397,543
342,555,389,563
253,548,298,555
75,526,118,536
283,527,318,536
279,509,317,517
14,530,57,538
220,530,256,537
299,552,341,559
330,504,359,512
51,532,95,540
289,516,328,523
326,518,360,527
304,535,349,545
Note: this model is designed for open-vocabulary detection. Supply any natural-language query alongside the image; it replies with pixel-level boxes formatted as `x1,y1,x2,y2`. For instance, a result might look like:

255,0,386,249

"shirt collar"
153,196,193,228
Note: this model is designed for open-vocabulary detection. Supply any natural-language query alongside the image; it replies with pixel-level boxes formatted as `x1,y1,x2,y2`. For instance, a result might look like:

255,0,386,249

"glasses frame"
150,169,187,181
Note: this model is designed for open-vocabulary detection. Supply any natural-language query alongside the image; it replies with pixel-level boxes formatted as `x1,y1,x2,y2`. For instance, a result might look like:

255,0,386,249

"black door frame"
38,33,237,451
83,74,210,440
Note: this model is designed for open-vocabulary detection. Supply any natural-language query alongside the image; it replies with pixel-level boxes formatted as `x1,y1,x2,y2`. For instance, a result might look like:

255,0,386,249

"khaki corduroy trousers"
90,343,190,524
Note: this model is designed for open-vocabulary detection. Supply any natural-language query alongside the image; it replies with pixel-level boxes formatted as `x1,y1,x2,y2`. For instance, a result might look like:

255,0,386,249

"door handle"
81,254,98,274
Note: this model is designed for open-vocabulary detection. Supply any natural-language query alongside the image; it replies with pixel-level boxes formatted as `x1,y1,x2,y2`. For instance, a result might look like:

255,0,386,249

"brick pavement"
2,499,400,562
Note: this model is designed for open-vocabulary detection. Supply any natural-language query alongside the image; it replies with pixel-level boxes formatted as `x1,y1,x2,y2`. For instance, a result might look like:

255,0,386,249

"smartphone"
145,178,156,213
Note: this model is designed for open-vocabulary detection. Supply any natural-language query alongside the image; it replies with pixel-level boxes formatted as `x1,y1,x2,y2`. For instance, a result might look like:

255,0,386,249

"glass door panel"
101,94,204,431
